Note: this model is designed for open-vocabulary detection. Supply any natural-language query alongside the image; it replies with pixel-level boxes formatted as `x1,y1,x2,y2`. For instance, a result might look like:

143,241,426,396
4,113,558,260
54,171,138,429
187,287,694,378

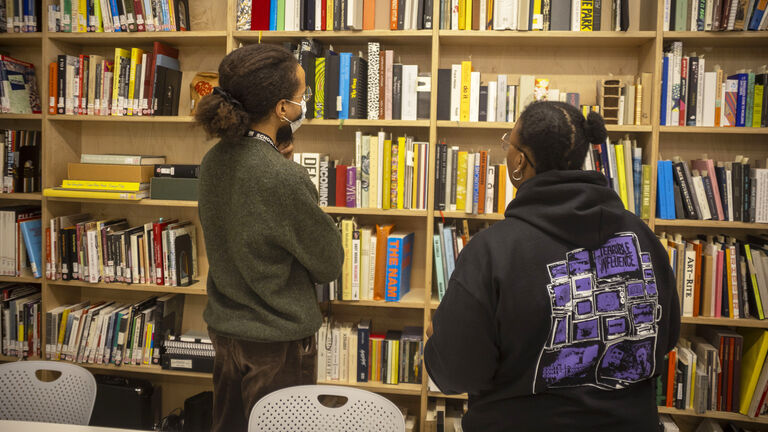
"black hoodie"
424,170,680,432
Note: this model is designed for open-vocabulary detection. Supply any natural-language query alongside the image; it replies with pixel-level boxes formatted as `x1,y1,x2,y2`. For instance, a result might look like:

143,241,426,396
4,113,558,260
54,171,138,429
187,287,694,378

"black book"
307,0,316,30
300,0,307,30
715,164,729,221
619,0,629,30
673,183,685,220
318,156,330,206
423,0,433,28
593,0,601,30
416,0,424,29
334,0,342,29
550,0,571,30
324,52,340,119
416,73,430,120
327,160,336,205
392,64,403,120
672,160,698,219
349,56,368,119
17,138,40,193
686,56,698,126
493,164,499,213
57,55,66,115
478,85,488,121
174,234,194,287
669,0,676,30
155,67,182,116
397,0,406,29
732,161,743,222
154,164,200,178
174,0,191,30
743,160,751,223
435,143,446,210
341,0,347,29
300,51,317,119
436,69,451,120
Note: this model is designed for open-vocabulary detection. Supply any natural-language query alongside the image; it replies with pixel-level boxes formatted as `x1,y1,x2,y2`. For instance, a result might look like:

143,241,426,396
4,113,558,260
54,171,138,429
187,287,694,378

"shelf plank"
0,32,42,46
435,211,505,221
331,288,426,309
438,30,656,47
0,193,42,201
659,126,768,134
428,392,468,400
657,407,768,424
233,30,432,44
48,31,227,46
681,317,768,328
317,380,422,396
48,115,196,123
323,206,428,217
0,114,43,120
304,119,430,127
654,219,768,230
435,121,651,133
663,31,768,46
0,269,42,284
45,197,199,207
48,279,207,295
0,355,42,362
60,360,213,379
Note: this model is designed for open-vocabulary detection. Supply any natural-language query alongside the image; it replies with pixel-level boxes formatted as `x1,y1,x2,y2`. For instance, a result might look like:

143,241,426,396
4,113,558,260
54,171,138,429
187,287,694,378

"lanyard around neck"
245,130,279,153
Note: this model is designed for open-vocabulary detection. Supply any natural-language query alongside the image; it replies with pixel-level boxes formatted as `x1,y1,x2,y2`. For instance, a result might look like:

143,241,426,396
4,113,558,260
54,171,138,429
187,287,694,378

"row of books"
433,145,514,214
663,0,768,31
291,40,430,121
237,0,433,31
598,76,654,126
46,213,198,288
47,0,191,33
316,319,423,385
45,294,185,368
432,219,488,301
293,133,430,210
582,135,651,218
2,129,41,194
1,285,40,358
0,206,41,278
656,155,768,222
438,0,630,31
659,233,768,319
48,42,182,117
658,329,768,419
316,220,413,302
660,42,767,128
0,55,42,114
0,0,40,32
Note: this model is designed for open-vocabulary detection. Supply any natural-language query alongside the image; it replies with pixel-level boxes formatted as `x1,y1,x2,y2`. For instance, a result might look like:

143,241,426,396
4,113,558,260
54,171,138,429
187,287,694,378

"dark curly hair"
195,44,301,140
517,101,608,173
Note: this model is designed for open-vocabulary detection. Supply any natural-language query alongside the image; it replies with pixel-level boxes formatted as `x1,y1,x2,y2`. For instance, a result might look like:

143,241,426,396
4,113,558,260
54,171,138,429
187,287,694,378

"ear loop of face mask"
281,99,306,133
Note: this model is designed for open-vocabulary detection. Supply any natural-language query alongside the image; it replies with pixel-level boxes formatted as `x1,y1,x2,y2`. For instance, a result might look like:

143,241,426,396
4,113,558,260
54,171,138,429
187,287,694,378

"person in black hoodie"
424,101,680,432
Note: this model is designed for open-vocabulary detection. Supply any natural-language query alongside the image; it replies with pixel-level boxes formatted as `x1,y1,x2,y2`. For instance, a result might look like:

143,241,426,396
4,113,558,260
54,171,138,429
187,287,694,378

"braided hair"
516,101,608,173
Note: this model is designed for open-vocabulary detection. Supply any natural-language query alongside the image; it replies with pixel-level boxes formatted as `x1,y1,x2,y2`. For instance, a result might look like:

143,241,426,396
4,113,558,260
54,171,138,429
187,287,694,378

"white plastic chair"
0,360,97,425
249,385,406,432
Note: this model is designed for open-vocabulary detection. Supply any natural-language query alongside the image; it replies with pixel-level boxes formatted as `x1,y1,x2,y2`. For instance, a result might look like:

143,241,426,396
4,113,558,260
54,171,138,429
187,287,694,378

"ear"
275,100,288,118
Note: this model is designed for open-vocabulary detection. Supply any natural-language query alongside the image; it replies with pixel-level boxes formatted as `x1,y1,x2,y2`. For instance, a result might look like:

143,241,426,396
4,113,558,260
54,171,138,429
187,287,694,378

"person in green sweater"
194,44,344,432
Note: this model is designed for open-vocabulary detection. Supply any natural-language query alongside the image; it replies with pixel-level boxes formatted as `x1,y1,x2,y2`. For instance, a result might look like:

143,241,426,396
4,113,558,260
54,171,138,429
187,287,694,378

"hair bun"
584,111,608,144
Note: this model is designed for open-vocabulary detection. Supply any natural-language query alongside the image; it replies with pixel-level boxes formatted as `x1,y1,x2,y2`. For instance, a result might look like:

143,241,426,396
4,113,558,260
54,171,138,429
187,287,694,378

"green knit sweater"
199,135,343,342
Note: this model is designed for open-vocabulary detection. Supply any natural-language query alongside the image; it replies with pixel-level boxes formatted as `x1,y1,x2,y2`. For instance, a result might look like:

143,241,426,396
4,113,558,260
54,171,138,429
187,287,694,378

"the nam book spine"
385,232,414,301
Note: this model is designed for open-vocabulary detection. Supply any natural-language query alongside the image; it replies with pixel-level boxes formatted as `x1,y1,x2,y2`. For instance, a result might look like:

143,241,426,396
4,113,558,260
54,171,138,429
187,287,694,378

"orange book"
666,348,677,407
363,0,375,29
390,0,398,29
497,164,506,213
478,151,487,214
692,242,703,317
48,62,57,115
373,224,394,300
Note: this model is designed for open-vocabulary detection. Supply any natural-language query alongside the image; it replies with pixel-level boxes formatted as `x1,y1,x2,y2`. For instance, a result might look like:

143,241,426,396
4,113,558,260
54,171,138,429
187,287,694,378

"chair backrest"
0,360,97,425
249,385,406,432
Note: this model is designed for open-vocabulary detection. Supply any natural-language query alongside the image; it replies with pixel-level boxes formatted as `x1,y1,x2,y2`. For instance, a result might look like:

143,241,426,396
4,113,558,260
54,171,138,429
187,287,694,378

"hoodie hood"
505,170,628,251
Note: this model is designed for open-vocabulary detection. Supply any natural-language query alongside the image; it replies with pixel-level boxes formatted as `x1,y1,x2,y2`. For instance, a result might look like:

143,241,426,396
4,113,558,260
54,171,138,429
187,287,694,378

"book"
80,154,165,165
43,188,149,200
384,232,413,302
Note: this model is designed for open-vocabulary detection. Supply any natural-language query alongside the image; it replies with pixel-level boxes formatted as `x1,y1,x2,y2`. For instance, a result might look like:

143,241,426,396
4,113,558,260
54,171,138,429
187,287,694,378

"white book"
702,71,717,127
87,227,99,283
571,0,581,30
583,145,594,170
518,0,529,30
451,0,459,29
729,244,740,316
351,231,360,300
465,152,475,213
137,53,148,115
617,94,625,126
316,0,323,30
704,0,713,30
727,0,738,29
404,0,413,29
663,0,671,31
682,245,696,317
507,85,517,122
285,0,296,30
625,85,635,126
480,0,487,29
487,81,497,123
756,169,768,223
496,74,507,122
355,133,362,207
402,65,418,121
317,322,327,381
665,54,673,126
761,6,768,29
485,165,495,213
300,153,321,193
377,131,386,208
361,137,370,209
696,56,705,127
368,235,377,300
450,64,461,121
331,324,340,380
469,72,480,122
360,227,371,300
690,0,697,30
547,88,560,102
671,42,682,126
411,0,419,29
726,167,734,221
518,75,535,119
607,139,620,194
692,173,712,220
499,0,518,29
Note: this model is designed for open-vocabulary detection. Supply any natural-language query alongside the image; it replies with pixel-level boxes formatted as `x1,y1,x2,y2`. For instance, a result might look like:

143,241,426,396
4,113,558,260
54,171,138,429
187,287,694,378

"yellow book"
465,0,472,29
127,48,145,116
327,0,334,29
62,180,148,192
531,0,542,29
456,151,468,210
396,136,406,210
580,0,594,31
44,187,149,200
56,308,71,360
460,61,472,122
497,164,506,213
458,0,466,29
745,245,765,319
143,322,153,364
383,138,392,209
614,143,629,209
112,48,130,116
739,329,768,415
78,0,87,32
341,219,354,300
369,135,379,209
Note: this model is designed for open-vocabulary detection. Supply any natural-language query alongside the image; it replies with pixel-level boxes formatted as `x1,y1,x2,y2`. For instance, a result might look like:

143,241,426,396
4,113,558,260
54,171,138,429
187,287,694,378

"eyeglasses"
300,86,313,102
500,130,536,170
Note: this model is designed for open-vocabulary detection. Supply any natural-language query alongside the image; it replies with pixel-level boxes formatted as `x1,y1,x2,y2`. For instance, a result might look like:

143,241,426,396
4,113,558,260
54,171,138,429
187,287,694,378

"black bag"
89,374,161,430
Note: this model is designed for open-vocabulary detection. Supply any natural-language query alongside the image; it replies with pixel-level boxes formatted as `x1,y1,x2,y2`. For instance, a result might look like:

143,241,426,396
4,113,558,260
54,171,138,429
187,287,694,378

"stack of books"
294,132,429,211
47,0,191,33
656,155,768,223
0,1,41,32
1,284,41,358
44,154,164,200
317,220,413,302
0,55,42,114
45,294,185,368
660,42,767,128
663,0,768,31
48,42,182,117
150,164,200,201
316,319,423,385
438,0,631,31
1,129,41,194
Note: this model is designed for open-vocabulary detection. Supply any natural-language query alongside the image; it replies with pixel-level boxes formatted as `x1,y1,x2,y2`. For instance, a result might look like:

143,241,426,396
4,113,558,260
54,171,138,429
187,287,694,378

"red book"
321,0,327,30
133,0,146,31
251,0,271,30
152,219,178,285
679,57,688,127
335,165,347,207
727,337,735,411
665,349,677,407
717,335,725,411
78,55,87,115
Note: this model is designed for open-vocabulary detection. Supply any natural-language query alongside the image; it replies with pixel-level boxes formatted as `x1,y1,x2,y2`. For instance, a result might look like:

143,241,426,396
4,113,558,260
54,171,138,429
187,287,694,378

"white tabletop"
0,420,152,431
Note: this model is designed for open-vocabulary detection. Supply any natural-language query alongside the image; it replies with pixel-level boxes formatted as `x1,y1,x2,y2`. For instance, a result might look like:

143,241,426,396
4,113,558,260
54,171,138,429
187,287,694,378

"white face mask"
282,99,306,133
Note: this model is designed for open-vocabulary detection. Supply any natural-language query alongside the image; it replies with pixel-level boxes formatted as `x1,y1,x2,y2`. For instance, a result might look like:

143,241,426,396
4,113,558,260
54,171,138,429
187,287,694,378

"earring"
511,167,523,181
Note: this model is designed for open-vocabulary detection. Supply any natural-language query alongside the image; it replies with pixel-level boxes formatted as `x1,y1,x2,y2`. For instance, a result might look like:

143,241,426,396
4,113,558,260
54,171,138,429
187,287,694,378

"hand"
278,142,294,160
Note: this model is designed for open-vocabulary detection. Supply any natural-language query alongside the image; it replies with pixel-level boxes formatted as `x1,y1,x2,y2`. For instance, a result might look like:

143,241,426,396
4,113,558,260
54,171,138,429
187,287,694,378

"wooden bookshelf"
48,31,228,46
332,288,427,309
0,32,42,46
0,193,43,201
657,407,768,425
322,206,428,217
435,121,652,132
659,126,768,134
437,30,657,47
0,114,43,120
654,219,768,230
304,119,431,127
65,361,213,380
233,30,433,44
662,31,768,45
0,269,42,284
428,391,468,400
317,380,423,396
48,115,197,123
48,279,207,296
44,197,199,207
680,317,768,329
436,211,505,221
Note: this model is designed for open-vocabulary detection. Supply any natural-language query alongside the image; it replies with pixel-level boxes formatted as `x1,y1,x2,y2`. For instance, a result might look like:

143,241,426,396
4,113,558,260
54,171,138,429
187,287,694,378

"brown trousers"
209,330,316,432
